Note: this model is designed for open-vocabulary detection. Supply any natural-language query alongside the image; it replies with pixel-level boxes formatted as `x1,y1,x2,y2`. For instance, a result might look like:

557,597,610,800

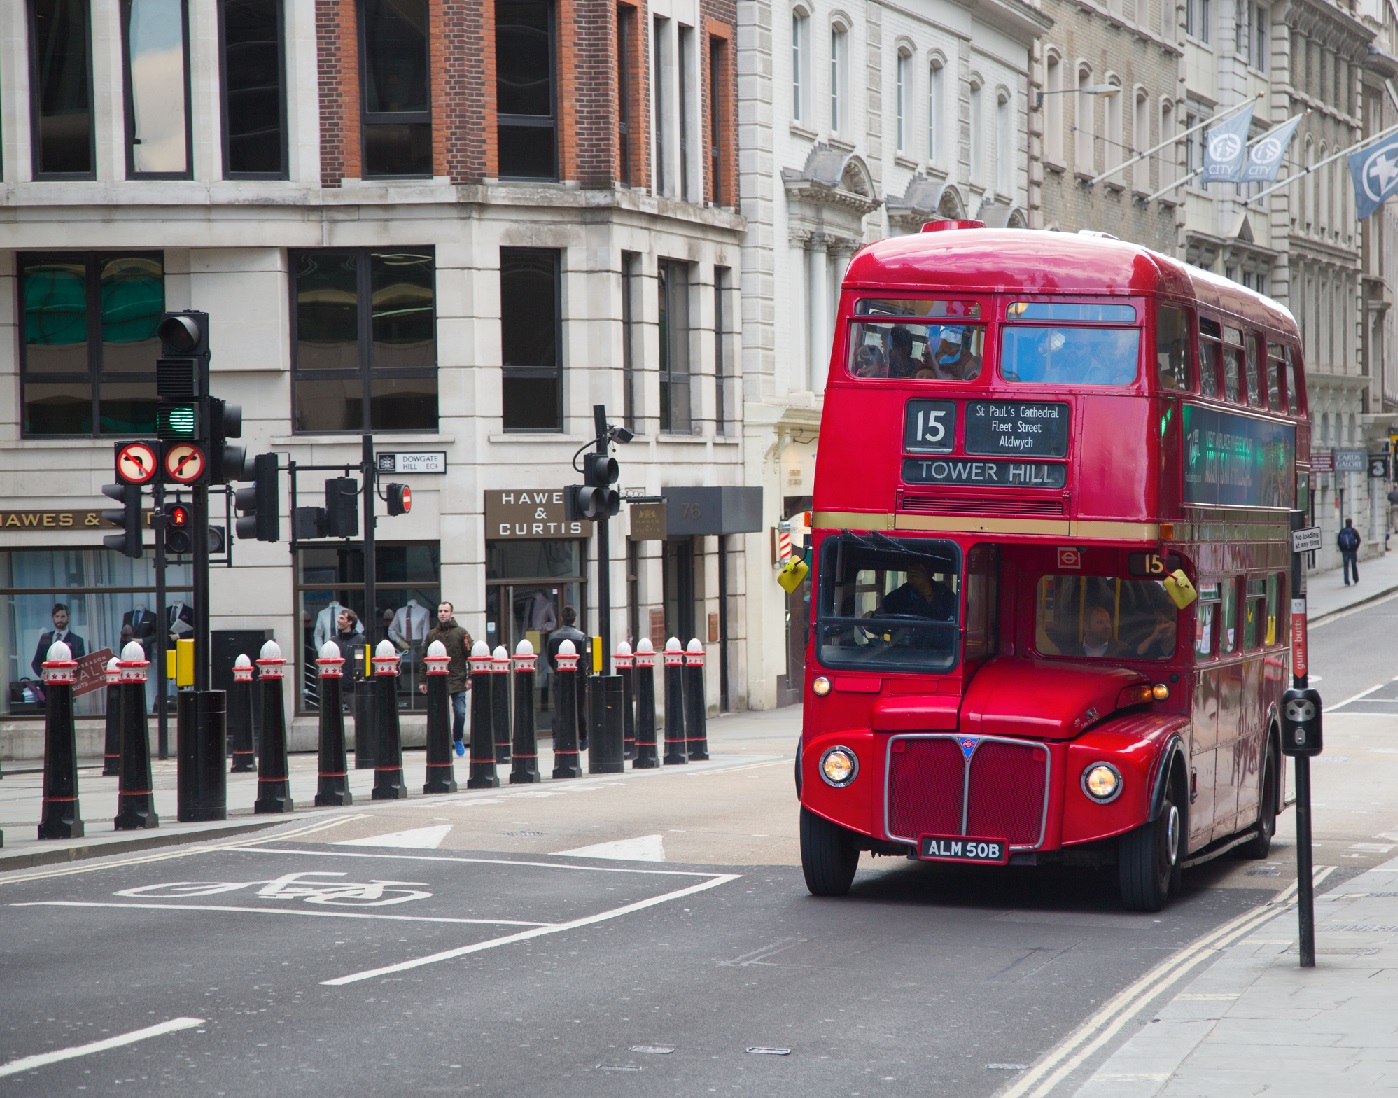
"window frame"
358,0,433,180
289,247,439,435
27,0,98,181
500,247,564,432
120,0,194,181
658,257,694,434
218,0,289,180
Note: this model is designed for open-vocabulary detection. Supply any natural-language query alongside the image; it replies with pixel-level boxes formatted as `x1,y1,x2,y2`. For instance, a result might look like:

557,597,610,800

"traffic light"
325,477,359,536
571,451,621,519
386,483,412,516
101,483,144,559
209,398,245,484
155,311,210,443
164,502,192,554
234,452,281,542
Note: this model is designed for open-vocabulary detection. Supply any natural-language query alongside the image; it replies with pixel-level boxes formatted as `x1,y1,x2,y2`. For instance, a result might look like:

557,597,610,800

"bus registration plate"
919,836,1009,864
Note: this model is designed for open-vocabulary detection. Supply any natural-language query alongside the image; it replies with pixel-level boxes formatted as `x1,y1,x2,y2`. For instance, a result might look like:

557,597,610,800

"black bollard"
491,646,512,766
371,641,408,800
253,641,294,814
510,641,540,783
316,643,354,805
684,638,710,761
102,658,122,776
616,642,635,760
115,641,158,830
633,639,659,769
229,654,257,772
551,639,582,779
37,641,84,839
662,638,687,765
588,675,625,774
177,689,228,822
466,642,499,788
423,640,457,794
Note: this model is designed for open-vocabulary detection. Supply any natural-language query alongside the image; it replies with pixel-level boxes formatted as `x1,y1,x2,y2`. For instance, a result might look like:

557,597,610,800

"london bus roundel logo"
1361,143,1398,205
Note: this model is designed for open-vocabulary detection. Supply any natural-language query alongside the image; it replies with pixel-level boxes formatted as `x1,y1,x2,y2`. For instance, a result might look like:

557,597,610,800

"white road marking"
553,834,666,861
323,872,741,986
220,845,718,877
1325,677,1396,713
998,866,1336,1098
335,824,453,849
11,900,547,927
0,1017,204,1080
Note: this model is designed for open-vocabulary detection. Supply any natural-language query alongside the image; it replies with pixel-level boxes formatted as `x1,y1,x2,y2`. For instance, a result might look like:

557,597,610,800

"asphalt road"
1,597,1394,1097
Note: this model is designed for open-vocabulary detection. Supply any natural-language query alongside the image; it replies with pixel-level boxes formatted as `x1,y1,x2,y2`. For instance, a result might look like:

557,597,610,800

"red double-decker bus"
798,221,1307,911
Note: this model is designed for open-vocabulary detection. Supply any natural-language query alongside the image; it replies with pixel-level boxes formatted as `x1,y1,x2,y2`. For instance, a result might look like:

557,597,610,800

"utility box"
1280,687,1323,757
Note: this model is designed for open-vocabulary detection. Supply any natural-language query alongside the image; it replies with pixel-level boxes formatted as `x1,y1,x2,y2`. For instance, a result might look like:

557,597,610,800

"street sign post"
1289,509,1318,969
375,451,447,474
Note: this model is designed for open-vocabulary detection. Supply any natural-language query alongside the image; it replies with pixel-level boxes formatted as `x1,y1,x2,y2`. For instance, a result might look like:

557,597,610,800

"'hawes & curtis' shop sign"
484,491,591,540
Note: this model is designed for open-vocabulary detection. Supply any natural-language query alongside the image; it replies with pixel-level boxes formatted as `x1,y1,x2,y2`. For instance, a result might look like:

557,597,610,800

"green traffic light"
158,403,198,439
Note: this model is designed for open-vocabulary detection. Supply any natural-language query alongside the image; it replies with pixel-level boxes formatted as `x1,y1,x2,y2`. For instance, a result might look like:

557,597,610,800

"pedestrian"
1338,518,1360,586
330,609,367,708
422,601,472,755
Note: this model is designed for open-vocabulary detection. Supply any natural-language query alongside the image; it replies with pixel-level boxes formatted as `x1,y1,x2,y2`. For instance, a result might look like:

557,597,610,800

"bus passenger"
852,343,888,378
1072,604,1125,658
878,562,955,620
888,326,921,378
930,326,982,380
1131,605,1178,659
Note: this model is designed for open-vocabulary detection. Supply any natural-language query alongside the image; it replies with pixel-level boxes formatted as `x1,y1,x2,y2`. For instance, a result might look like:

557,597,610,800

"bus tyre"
1240,744,1279,860
800,806,860,897
1119,786,1183,913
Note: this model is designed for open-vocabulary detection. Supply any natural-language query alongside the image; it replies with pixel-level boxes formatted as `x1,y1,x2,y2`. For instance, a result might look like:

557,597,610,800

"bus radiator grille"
887,736,1048,848
898,493,1066,516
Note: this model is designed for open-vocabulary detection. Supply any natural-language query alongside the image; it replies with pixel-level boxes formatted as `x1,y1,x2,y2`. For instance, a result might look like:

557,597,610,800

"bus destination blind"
963,400,1070,456
902,457,1067,488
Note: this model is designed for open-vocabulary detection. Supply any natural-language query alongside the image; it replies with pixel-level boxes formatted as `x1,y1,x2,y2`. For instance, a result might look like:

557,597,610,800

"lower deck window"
1035,574,1177,660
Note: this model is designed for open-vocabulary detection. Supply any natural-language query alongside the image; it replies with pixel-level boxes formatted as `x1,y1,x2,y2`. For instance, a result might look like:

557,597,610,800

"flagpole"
1089,92,1262,188
1242,118,1398,207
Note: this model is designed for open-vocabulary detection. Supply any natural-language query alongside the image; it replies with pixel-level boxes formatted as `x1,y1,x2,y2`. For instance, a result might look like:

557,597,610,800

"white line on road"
10,900,549,927
0,1017,204,1080
1325,675,1398,713
221,845,721,877
1308,588,1398,628
322,872,741,986
996,867,1336,1098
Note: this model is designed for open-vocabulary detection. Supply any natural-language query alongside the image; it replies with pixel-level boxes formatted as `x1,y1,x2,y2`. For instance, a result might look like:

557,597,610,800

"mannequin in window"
166,601,194,642
389,599,431,651
31,603,87,678
122,605,158,656
314,600,362,651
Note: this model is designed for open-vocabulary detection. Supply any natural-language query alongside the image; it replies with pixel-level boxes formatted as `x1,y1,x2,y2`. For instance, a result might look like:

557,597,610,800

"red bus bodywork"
800,223,1305,909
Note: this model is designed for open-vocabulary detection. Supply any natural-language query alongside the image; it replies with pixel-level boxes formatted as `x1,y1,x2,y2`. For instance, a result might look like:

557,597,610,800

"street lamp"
1033,83,1120,110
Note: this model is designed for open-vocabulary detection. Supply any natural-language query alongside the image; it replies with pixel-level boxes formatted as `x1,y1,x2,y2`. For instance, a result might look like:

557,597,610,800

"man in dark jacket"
1338,518,1360,586
423,602,472,755
31,603,86,677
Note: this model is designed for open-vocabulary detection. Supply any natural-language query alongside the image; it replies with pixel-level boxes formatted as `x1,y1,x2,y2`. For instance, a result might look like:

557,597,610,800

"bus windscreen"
1000,327,1141,386
816,535,961,673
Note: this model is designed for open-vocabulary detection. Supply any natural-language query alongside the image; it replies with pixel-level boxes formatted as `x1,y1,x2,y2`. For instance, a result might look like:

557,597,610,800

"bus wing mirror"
778,557,810,594
1164,569,1197,609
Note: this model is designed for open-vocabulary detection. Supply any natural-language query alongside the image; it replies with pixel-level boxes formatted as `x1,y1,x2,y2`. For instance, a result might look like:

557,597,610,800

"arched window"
969,78,984,182
1132,88,1149,191
928,56,945,164
1318,143,1328,235
1104,77,1123,176
792,9,810,123
1302,136,1313,229
1075,66,1095,170
895,45,912,153
1044,52,1063,163
1156,97,1172,189
830,21,849,135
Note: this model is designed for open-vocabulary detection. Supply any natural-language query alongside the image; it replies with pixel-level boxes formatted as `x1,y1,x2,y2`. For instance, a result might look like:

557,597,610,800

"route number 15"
904,400,956,454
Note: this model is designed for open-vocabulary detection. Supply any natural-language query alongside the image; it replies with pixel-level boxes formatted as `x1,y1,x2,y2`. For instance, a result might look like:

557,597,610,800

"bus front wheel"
800,806,861,897
1119,784,1184,912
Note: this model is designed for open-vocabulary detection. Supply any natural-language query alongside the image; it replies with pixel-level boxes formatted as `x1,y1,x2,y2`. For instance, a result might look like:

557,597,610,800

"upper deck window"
1000,326,1140,386
855,299,982,319
1156,305,1189,391
1198,318,1221,397
815,534,961,673
1035,575,1177,660
1007,302,1136,323
1222,327,1243,402
849,319,984,381
1266,341,1284,409
1285,345,1300,413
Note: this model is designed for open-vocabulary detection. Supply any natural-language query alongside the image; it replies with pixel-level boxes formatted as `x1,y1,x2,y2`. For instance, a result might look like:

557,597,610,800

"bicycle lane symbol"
113,871,432,907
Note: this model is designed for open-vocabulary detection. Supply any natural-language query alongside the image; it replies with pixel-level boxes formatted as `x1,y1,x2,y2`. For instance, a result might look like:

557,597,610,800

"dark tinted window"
29,0,95,177
497,0,556,179
220,0,286,177
501,248,562,430
360,0,431,177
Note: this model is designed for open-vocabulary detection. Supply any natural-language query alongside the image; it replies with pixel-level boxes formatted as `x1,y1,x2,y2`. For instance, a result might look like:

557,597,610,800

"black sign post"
1286,509,1319,968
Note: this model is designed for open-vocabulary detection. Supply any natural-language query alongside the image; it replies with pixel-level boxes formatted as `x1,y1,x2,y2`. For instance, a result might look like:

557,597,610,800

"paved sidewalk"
1306,543,1398,621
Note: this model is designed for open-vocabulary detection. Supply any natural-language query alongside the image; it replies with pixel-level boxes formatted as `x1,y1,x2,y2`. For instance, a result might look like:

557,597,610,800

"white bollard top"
558,638,576,655
427,639,448,658
665,637,682,652
260,639,283,661
636,638,654,654
492,645,508,660
471,640,491,657
616,640,633,656
686,638,703,653
234,653,252,669
375,639,397,658
106,657,121,672
319,641,343,660
121,640,147,663
515,638,534,656
46,639,73,663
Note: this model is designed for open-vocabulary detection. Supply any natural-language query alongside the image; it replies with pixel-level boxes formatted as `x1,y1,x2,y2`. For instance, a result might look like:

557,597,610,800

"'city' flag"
1241,114,1302,183
1350,130,1398,220
1200,103,1255,184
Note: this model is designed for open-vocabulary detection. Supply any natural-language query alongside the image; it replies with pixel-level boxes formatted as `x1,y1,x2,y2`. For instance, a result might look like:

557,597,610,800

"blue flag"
1350,131,1398,220
1200,104,1255,185
1241,115,1302,183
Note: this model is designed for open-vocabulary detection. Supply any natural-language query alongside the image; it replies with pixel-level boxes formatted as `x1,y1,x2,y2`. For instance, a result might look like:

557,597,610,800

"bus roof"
843,227,1297,335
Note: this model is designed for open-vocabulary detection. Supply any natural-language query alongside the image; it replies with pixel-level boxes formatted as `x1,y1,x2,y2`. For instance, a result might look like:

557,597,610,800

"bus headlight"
820,746,858,787
1081,762,1122,803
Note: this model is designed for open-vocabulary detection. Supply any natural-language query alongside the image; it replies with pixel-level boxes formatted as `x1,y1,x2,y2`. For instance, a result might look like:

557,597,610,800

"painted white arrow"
552,834,666,862
335,824,453,849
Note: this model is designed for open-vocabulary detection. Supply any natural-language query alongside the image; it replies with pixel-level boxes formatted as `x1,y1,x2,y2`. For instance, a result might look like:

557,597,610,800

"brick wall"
439,0,493,183
702,14,737,208
317,0,361,186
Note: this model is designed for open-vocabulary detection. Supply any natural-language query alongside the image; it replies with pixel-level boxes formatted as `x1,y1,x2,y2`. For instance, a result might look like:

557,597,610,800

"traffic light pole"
363,434,377,652
193,484,211,694
154,480,170,759
593,406,612,675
